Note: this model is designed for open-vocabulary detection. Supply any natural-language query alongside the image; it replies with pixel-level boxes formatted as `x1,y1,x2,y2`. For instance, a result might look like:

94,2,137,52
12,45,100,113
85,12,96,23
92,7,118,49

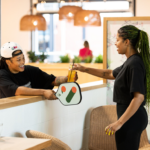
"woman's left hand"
105,120,123,135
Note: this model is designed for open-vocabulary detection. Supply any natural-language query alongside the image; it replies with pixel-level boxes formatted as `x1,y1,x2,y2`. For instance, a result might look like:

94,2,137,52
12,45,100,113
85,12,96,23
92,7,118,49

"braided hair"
0,57,9,69
0,55,19,85
118,25,150,107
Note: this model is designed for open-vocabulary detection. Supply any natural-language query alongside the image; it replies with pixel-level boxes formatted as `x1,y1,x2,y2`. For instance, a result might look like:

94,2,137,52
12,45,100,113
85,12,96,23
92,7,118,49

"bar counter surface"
0,81,106,110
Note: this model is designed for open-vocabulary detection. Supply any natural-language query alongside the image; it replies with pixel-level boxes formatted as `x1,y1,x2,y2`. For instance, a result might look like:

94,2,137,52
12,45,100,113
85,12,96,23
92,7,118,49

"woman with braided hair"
72,25,150,150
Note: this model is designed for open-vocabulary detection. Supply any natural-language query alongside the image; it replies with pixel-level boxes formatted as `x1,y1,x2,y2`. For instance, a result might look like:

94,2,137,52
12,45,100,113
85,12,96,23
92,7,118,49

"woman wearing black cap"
0,42,77,99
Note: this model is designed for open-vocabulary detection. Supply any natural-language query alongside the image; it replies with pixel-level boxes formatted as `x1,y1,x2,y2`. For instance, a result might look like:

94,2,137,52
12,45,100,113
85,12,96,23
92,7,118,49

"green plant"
60,55,70,63
39,52,47,62
94,55,103,63
27,51,38,62
74,56,81,63
84,56,93,63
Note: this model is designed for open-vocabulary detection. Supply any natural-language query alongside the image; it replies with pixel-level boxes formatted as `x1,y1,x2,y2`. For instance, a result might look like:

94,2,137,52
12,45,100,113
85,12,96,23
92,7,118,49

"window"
32,1,133,62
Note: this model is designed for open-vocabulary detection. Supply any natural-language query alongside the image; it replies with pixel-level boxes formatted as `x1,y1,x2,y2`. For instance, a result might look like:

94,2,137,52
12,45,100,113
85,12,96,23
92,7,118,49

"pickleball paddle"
55,82,82,106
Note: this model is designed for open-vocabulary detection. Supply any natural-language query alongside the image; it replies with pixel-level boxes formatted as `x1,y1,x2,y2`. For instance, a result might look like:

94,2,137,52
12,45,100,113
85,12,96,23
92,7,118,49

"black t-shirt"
0,65,56,98
112,54,146,105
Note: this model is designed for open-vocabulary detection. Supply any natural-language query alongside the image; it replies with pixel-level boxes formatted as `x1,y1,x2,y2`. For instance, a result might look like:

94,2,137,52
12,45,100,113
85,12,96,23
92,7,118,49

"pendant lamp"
59,6,82,21
20,15,47,31
74,10,101,26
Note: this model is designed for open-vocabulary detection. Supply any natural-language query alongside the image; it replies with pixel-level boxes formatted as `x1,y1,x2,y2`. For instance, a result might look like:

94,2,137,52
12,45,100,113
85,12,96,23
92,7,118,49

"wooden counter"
0,95,45,110
0,82,106,110
0,137,51,150
26,63,103,84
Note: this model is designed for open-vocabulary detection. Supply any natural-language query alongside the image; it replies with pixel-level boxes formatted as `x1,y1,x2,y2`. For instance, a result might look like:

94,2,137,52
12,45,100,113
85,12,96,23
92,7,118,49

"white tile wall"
0,87,107,150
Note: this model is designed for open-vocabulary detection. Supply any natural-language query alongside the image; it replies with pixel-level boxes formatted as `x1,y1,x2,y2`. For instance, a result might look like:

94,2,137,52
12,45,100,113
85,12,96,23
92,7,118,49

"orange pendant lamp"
20,15,47,31
59,5,82,21
74,10,101,26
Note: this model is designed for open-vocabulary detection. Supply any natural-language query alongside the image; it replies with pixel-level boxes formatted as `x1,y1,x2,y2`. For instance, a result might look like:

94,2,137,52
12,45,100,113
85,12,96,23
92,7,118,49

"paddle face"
55,82,82,106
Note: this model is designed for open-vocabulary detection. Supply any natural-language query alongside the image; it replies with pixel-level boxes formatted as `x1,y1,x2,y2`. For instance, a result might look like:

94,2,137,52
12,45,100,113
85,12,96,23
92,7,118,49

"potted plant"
73,56,81,63
59,54,70,63
27,51,39,62
39,52,48,63
94,55,103,63
84,56,93,63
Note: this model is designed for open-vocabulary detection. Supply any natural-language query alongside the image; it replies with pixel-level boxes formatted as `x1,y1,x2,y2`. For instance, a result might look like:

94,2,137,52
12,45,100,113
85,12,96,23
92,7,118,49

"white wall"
1,0,31,63
136,0,150,16
0,87,107,150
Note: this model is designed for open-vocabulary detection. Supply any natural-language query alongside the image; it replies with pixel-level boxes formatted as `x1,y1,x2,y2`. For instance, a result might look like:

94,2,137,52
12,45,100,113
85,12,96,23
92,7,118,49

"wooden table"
0,137,51,150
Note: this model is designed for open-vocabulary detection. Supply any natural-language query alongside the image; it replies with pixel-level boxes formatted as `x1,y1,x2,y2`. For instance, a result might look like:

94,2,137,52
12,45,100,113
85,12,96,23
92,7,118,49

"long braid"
0,57,8,69
138,31,150,108
118,25,150,107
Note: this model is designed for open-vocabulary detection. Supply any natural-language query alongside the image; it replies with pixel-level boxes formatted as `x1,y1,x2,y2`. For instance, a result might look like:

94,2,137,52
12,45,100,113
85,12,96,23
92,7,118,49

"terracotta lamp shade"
59,6,82,21
74,10,101,26
20,15,47,31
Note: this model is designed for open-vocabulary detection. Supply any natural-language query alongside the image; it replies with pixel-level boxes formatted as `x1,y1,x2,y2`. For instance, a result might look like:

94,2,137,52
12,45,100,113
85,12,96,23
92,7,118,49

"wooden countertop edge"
0,84,106,110
0,96,45,110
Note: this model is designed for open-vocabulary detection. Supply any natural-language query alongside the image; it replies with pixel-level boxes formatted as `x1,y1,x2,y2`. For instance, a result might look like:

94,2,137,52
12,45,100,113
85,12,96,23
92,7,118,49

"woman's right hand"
43,90,57,100
72,64,86,72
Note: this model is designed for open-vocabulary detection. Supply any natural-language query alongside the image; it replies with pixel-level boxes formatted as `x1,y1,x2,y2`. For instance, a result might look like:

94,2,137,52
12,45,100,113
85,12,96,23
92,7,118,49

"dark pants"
115,103,148,150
